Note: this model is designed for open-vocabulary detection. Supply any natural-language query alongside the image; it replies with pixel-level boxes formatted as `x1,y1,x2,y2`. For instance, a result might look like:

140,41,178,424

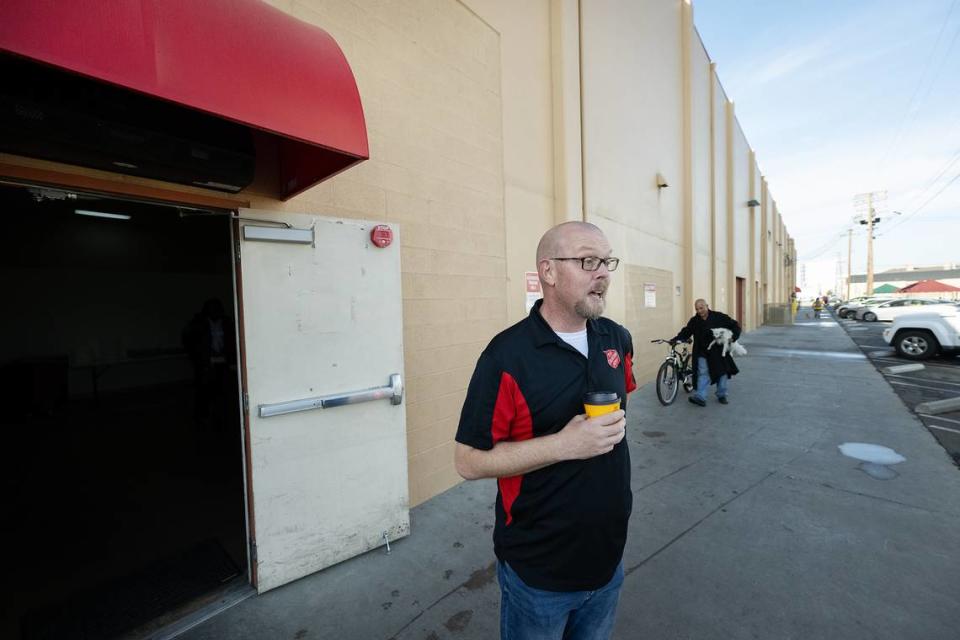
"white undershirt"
555,329,589,358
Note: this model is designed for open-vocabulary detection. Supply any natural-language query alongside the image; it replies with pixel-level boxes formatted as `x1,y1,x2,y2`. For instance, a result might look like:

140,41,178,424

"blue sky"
694,0,960,293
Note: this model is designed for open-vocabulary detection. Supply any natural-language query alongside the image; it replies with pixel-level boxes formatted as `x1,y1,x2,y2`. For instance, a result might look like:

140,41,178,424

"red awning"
0,0,368,200
898,279,960,293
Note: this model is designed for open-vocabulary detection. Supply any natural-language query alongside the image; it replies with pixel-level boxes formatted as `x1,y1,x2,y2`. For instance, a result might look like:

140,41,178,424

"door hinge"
235,241,241,263
249,540,257,565
242,392,249,413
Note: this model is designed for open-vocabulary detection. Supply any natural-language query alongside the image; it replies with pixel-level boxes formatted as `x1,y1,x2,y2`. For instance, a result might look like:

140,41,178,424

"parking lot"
828,308,960,465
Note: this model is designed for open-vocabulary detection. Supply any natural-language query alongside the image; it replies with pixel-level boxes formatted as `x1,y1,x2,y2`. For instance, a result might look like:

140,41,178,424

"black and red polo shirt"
456,299,638,592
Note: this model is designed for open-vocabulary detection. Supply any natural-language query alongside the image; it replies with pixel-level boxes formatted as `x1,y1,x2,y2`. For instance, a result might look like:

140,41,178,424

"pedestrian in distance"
670,299,741,406
454,221,637,640
812,297,824,319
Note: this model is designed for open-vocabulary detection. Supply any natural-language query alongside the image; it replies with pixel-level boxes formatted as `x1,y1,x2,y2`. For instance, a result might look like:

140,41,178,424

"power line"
876,0,959,178
799,231,847,261
879,169,960,236
900,146,960,211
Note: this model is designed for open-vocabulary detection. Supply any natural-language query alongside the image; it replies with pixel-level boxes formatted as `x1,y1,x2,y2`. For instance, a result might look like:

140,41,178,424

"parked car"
882,308,960,360
855,298,955,322
837,296,894,319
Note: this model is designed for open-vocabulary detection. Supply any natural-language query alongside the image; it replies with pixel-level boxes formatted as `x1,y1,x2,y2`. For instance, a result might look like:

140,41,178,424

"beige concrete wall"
712,74,730,312
463,0,555,326
690,32,714,309
625,265,675,384
728,119,749,323
580,0,686,353
750,159,763,329
774,212,784,302
762,185,774,303
731,122,751,285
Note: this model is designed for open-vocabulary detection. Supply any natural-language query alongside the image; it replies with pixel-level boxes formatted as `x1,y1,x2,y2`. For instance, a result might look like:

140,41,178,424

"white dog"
707,328,747,357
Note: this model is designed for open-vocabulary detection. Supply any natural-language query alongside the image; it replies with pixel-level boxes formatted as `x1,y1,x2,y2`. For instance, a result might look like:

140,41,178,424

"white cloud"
743,41,829,87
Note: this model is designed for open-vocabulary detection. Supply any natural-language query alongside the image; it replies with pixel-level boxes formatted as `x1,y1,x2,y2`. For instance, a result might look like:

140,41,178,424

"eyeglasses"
550,256,620,272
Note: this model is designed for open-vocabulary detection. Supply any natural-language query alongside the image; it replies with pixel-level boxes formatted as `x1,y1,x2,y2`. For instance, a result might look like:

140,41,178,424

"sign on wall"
644,283,657,308
525,271,542,313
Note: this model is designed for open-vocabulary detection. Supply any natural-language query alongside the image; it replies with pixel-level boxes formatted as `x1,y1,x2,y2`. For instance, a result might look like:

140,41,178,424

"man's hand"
556,410,626,459
455,409,627,480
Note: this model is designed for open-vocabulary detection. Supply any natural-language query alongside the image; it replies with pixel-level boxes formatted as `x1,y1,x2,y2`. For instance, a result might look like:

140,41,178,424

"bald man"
671,299,741,406
455,222,637,640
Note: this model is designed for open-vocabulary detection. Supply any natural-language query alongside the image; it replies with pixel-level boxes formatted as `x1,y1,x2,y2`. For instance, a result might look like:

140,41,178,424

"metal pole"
846,228,852,299
866,193,875,295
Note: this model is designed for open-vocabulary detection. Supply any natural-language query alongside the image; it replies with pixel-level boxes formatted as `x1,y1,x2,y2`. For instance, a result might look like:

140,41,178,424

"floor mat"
21,538,242,640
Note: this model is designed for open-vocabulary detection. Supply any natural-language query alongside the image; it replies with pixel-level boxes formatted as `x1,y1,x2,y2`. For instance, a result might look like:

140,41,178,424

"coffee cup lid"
583,391,619,405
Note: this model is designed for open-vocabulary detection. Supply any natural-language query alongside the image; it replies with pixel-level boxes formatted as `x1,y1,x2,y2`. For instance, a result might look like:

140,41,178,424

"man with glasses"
455,221,636,639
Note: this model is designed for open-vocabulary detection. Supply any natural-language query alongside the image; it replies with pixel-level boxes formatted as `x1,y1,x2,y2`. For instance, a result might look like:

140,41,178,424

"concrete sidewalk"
181,315,960,640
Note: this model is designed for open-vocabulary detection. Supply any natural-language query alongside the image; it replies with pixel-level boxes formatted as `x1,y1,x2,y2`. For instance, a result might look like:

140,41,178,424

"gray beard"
575,297,604,320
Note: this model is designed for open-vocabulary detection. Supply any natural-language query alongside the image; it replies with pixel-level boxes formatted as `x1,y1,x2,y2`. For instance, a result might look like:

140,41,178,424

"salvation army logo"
604,349,621,369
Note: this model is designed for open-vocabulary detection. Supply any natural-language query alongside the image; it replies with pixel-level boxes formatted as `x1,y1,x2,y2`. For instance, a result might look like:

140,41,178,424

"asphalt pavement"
826,305,960,464
179,311,960,640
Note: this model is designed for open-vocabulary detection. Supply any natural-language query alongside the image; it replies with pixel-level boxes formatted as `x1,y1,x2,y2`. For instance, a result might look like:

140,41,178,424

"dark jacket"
673,310,741,384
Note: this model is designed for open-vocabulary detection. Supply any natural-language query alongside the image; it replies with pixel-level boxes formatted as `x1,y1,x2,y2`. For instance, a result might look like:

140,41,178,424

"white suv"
856,297,954,322
882,308,960,360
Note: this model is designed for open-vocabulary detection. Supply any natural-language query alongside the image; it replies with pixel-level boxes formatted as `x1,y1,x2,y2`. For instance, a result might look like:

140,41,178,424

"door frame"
0,166,257,588
230,217,258,588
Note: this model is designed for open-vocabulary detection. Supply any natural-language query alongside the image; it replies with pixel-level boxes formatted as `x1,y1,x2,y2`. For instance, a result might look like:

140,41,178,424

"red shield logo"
604,349,621,369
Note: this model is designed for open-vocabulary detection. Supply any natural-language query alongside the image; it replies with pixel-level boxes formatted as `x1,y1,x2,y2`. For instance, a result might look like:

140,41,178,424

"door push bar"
258,374,403,418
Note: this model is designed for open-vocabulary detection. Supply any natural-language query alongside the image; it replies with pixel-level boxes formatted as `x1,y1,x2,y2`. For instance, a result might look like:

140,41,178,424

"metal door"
237,209,408,592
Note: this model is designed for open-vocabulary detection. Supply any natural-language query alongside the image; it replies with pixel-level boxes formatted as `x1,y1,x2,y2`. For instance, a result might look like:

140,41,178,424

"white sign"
525,272,542,313
644,283,657,308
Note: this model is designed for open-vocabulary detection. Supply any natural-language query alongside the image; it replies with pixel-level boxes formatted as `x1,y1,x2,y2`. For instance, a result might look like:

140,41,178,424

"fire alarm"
370,224,393,248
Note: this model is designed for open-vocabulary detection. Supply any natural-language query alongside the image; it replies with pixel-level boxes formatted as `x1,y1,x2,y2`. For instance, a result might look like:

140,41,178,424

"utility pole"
853,190,886,297
835,252,843,296
866,193,875,295
846,228,852,299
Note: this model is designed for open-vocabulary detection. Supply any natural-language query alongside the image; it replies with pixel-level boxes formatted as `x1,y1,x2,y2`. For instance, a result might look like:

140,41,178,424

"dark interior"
0,183,248,639
0,54,256,194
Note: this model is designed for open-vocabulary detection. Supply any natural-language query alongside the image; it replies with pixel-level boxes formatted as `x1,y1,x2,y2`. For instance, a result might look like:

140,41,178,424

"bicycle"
651,339,695,405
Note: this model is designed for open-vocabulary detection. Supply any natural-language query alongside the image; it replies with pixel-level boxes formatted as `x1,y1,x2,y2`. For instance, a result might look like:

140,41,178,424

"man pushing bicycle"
670,299,742,407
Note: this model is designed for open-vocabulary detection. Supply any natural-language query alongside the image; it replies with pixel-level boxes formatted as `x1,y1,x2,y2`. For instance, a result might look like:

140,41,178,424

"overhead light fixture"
656,173,669,189
746,199,760,207
74,209,131,220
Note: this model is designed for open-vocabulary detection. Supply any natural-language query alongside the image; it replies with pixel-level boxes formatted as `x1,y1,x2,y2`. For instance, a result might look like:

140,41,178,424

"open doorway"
0,183,249,639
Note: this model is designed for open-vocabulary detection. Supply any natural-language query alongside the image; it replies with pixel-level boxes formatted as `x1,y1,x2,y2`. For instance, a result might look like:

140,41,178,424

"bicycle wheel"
656,361,679,405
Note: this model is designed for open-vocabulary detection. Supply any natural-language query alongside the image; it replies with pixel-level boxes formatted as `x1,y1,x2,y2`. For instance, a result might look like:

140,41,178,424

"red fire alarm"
370,224,393,248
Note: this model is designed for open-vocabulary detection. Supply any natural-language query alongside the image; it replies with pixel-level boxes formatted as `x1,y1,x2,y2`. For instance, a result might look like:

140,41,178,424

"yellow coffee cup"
583,391,620,418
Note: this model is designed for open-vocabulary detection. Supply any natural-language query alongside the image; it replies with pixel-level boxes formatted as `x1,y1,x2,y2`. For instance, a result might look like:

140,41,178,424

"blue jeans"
694,356,728,401
498,560,624,640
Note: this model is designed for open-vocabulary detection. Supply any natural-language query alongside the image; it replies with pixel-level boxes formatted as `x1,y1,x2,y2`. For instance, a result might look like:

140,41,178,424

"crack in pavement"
623,438,830,578
784,474,960,518
633,454,713,492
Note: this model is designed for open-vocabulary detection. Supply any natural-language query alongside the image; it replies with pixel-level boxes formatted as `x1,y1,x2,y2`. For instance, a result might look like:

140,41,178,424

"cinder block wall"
624,266,675,385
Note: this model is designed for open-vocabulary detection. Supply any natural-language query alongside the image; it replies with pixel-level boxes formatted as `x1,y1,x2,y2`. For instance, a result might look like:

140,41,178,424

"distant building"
848,265,960,298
